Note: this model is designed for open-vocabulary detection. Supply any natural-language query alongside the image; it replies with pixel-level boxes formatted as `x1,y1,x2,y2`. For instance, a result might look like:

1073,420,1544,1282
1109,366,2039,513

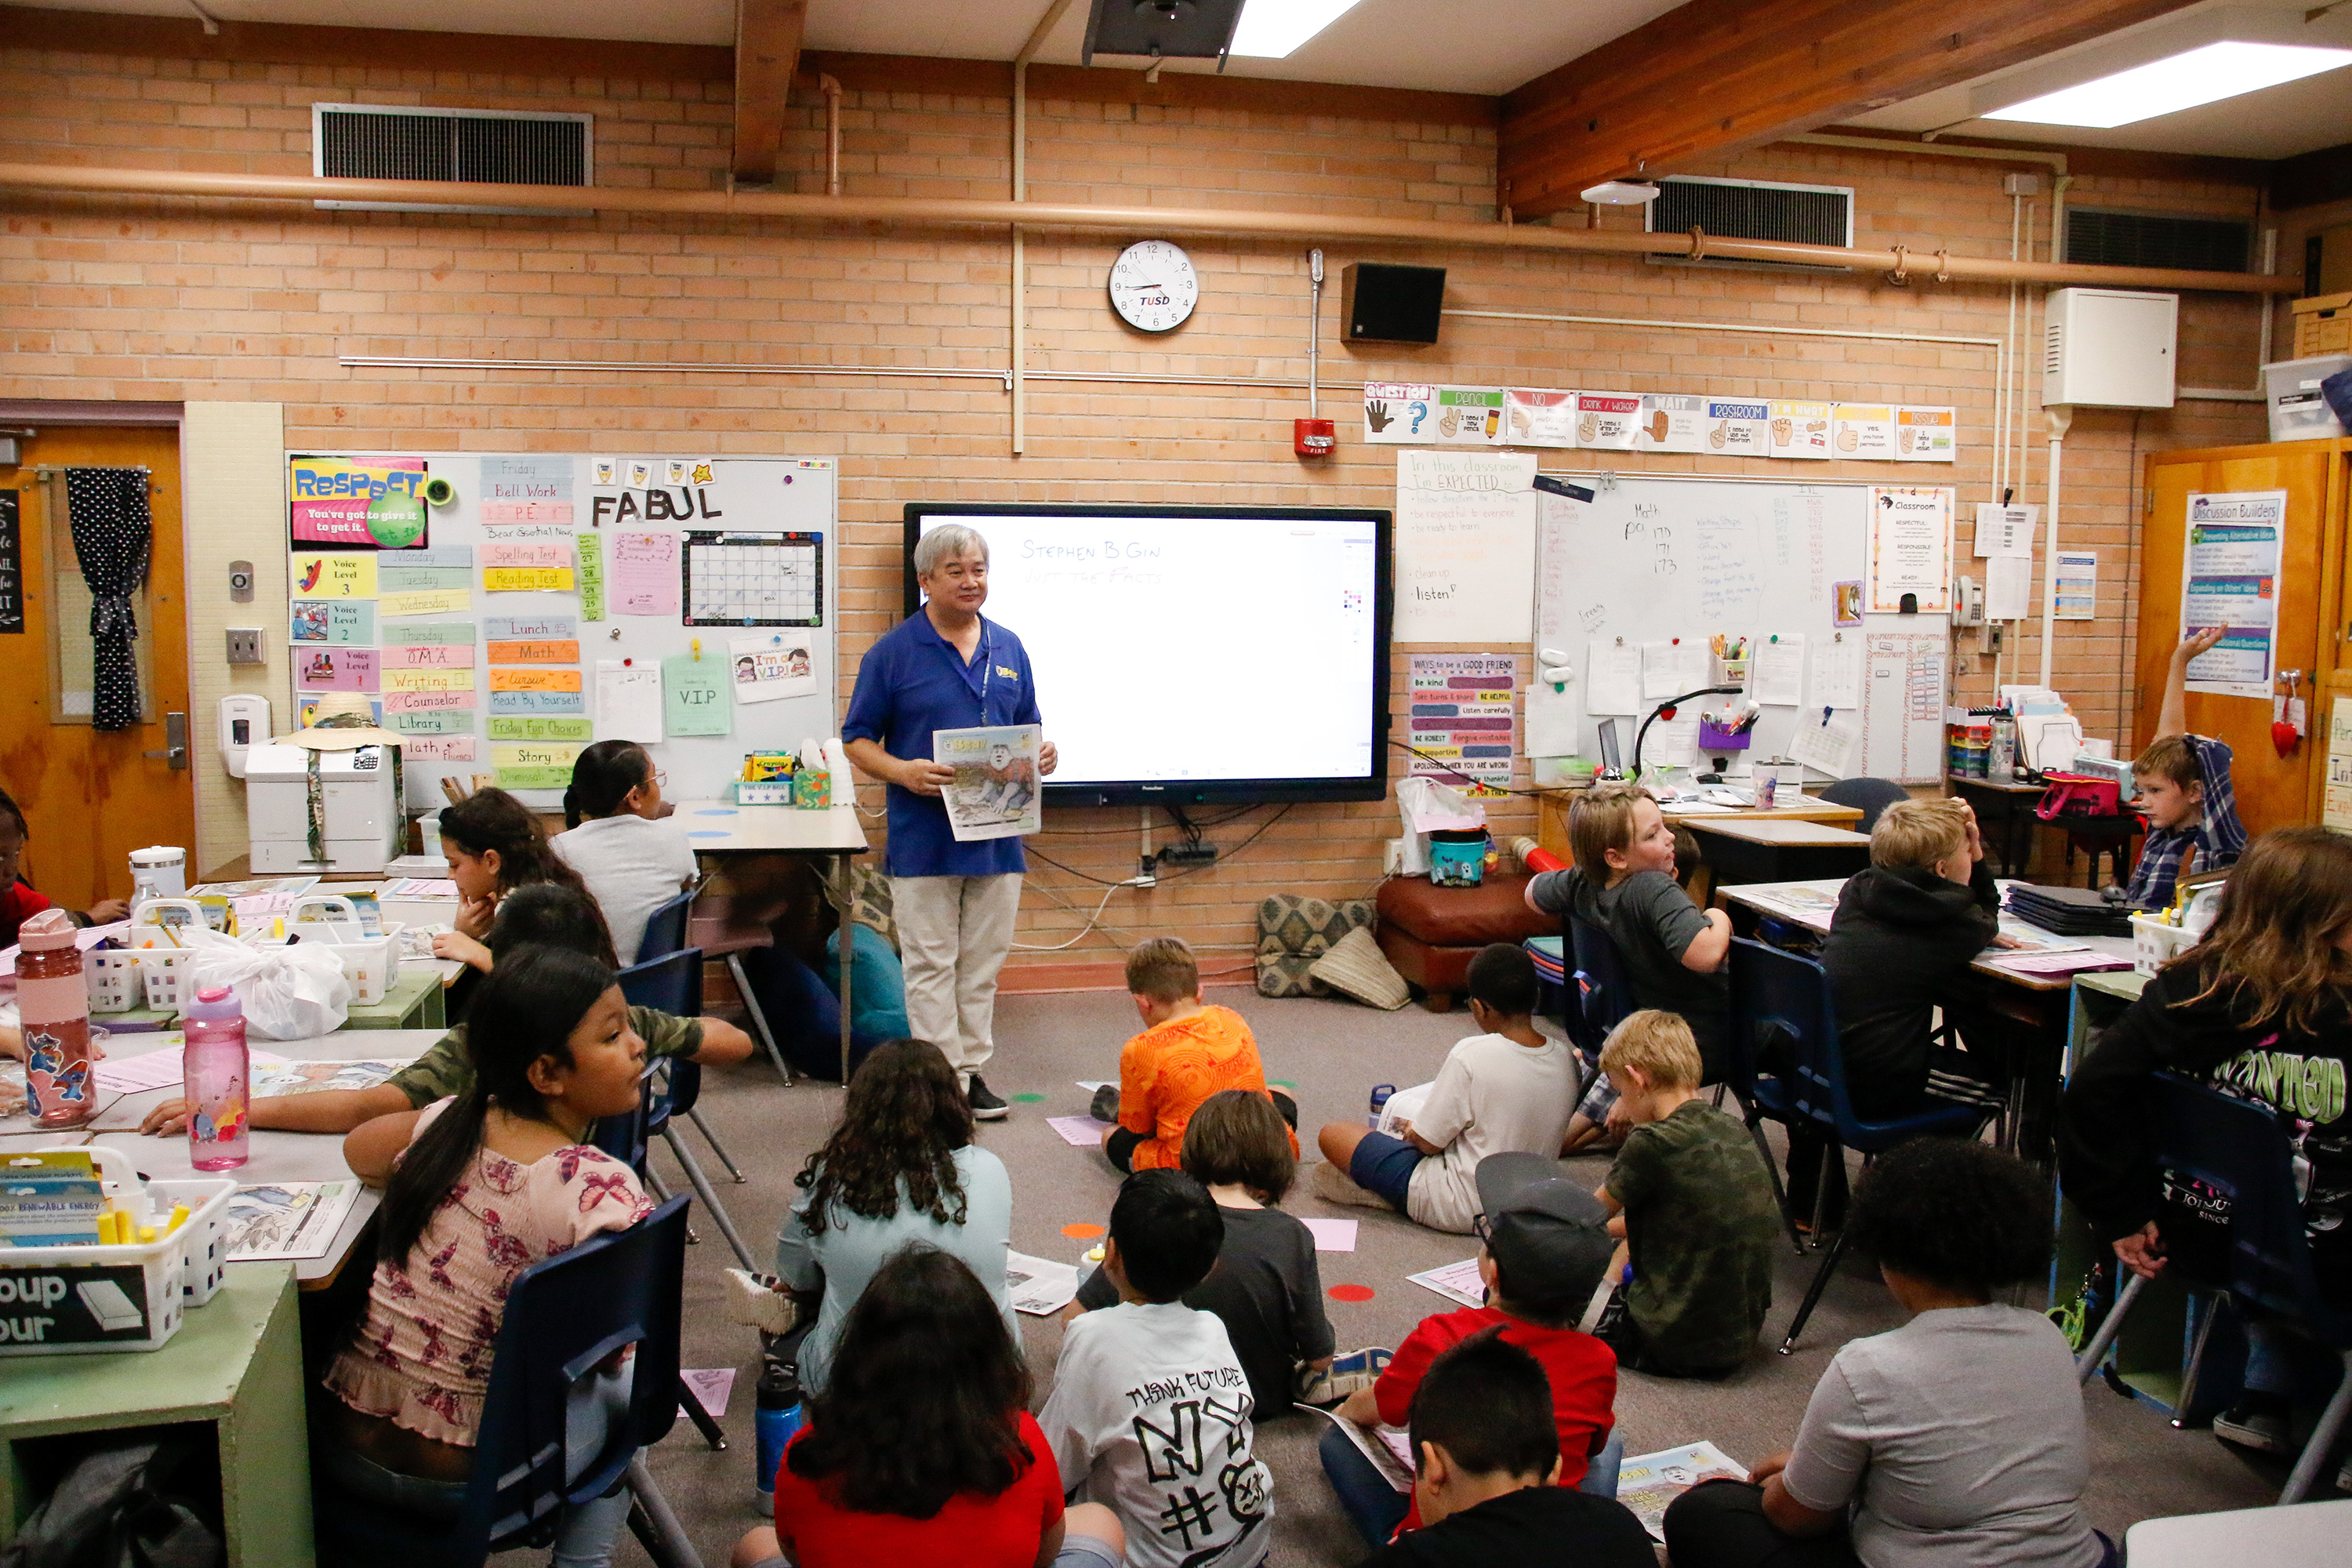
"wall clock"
1108,239,1199,333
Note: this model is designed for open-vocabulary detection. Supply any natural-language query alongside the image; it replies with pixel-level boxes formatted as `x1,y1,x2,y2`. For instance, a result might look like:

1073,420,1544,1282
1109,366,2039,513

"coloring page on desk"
224,1180,363,1261
291,454,835,809
1531,478,1947,776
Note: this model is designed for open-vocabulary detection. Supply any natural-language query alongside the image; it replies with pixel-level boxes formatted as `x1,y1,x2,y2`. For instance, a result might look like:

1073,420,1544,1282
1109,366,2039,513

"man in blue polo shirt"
842,524,1056,1119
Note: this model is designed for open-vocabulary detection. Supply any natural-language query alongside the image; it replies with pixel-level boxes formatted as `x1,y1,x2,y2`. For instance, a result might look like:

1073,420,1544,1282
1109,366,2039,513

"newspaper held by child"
1615,1441,1748,1542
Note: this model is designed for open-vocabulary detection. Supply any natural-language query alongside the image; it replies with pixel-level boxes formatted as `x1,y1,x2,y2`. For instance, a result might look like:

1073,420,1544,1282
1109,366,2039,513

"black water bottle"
753,1360,803,1512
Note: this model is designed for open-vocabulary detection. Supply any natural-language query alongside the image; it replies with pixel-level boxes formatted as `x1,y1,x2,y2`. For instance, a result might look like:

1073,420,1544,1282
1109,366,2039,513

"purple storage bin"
1696,717,1753,752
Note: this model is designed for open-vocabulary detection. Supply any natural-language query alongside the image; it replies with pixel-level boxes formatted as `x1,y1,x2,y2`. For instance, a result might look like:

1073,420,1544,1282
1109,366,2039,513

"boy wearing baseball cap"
1320,1152,1619,1550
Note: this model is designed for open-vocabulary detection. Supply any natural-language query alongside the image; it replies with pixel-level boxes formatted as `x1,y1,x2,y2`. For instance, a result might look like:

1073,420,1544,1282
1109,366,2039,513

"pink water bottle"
182,985,250,1171
17,908,96,1130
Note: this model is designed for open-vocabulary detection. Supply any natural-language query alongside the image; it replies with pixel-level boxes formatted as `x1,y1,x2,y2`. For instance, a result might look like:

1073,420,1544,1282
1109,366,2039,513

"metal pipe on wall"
1009,0,1080,459
819,74,842,197
0,162,2296,296
2040,405,2074,689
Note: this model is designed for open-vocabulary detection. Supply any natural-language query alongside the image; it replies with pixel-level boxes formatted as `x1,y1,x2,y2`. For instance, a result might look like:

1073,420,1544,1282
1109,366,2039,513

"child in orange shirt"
1097,937,1296,1174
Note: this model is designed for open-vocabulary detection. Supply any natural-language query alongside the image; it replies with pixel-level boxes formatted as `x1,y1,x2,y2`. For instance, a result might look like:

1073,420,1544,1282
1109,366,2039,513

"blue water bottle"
1368,1083,1395,1130
753,1360,803,1512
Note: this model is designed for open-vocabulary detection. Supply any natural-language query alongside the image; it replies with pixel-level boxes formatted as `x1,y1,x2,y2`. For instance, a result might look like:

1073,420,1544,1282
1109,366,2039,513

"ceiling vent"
2064,208,2249,274
1646,176,1854,270
312,103,593,212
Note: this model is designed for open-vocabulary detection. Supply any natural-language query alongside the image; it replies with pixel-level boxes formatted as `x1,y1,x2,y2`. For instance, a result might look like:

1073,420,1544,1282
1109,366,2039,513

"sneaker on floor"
967,1074,1009,1121
2212,1394,2290,1455
1312,1160,1392,1211
1295,1346,1393,1406
1090,1083,1120,1123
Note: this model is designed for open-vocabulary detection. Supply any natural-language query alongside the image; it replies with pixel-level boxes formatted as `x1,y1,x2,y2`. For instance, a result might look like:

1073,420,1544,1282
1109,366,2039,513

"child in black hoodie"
1801,797,2005,1225
2061,826,2352,1461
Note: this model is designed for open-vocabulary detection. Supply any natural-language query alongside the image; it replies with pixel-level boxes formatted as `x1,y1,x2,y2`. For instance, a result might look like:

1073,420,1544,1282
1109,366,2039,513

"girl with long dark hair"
319,946,652,1566
433,788,607,986
731,1247,1125,1568
775,1038,1016,1394
551,740,697,966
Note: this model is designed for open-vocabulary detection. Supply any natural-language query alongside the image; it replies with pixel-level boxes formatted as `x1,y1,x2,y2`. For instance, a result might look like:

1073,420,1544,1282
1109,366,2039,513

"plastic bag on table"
176,926,353,1039
1396,776,1486,877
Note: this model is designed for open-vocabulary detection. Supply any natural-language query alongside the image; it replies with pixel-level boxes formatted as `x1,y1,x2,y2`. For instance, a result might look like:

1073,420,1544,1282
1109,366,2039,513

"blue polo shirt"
842,611,1043,878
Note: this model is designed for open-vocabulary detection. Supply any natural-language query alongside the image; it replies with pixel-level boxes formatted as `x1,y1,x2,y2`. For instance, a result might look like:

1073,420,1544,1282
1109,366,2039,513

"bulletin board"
285,452,837,811
1528,475,1951,785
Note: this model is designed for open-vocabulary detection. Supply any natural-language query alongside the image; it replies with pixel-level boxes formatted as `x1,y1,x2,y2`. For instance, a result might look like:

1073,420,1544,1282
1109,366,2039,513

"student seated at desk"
1799,797,2010,1226
133,884,752,1143
2123,627,2247,912
0,785,128,951
314,945,653,1568
432,788,599,1012
2060,826,2352,1466
552,740,696,967
1523,784,1730,1149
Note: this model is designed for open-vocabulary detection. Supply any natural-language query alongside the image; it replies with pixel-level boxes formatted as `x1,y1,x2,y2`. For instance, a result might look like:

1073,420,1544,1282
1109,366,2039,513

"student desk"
1685,818,1874,888
671,800,869,1084
1942,773,2044,877
1719,877,2138,1167
1534,788,1862,861
0,1264,313,1567
2123,1497,2352,1563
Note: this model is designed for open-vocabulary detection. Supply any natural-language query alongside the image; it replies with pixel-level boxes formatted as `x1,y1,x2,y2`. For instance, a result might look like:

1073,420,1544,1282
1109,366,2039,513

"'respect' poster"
288,455,430,549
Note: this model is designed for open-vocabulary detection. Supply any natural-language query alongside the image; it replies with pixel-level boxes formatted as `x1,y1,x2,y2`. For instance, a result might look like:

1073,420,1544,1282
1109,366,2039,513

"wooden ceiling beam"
732,0,808,187
1500,0,2200,218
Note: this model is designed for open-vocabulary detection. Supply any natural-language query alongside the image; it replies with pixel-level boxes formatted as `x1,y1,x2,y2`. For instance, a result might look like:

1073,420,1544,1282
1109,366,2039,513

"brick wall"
0,33,2270,974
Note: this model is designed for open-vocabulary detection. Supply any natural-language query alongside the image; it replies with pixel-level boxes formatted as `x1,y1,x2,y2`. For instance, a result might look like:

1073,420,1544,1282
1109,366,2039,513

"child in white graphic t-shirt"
1040,1169,1273,1568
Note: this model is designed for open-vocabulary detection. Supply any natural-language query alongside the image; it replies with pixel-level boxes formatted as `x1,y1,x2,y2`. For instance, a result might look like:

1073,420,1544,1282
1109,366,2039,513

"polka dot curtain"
64,466,151,732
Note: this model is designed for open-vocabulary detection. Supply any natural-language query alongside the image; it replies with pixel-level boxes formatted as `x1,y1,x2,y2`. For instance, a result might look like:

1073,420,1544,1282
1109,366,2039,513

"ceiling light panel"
1982,41,2352,129
1229,0,1367,58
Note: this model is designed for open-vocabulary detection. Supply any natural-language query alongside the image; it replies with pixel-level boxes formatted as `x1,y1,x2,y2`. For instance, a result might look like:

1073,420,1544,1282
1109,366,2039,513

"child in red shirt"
732,1247,1125,1568
1322,1152,1620,1550
0,787,129,953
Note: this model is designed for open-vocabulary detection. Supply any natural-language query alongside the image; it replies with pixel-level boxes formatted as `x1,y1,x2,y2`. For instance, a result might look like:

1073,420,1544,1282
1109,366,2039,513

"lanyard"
944,620,990,713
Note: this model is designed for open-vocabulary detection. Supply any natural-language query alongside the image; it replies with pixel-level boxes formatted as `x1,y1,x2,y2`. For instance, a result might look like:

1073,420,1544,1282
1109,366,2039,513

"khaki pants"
891,873,1022,1080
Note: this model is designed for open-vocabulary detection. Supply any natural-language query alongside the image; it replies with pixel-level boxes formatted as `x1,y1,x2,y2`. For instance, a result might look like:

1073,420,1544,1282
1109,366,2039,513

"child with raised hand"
1523,784,1731,1145
1360,1327,1653,1568
731,1245,1127,1568
2062,825,2352,1461
1041,1168,1275,1568
551,740,697,966
2123,626,2245,912
1096,936,1295,1174
315,944,653,1567
1323,1155,1618,1551
1588,1011,1777,1378
1070,1088,1352,1418
136,884,751,1145
1314,943,1575,1232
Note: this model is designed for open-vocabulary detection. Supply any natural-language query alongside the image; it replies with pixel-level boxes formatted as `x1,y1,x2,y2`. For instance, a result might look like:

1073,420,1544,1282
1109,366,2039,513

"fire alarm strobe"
1294,418,1335,459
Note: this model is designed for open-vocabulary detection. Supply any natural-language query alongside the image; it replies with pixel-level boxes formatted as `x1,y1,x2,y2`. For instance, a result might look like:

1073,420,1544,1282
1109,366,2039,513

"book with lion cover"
933,724,1042,841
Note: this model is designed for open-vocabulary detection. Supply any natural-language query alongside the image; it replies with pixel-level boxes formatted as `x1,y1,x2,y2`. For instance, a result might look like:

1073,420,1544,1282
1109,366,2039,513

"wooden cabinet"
2140,438,2352,835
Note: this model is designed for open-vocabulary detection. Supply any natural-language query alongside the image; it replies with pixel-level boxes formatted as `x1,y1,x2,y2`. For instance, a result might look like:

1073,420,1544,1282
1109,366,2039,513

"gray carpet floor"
593,985,2292,1567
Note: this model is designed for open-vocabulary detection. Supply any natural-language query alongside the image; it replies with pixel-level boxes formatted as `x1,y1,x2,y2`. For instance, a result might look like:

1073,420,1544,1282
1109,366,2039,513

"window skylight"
1981,41,2352,129
1229,0,1367,59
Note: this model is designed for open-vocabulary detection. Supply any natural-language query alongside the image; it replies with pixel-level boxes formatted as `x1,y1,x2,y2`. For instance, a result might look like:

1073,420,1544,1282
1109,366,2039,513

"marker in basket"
166,1202,190,1235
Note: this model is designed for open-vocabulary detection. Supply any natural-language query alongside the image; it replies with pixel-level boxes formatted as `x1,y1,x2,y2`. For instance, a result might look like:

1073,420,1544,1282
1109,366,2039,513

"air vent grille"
2065,209,2248,274
312,103,591,210
1650,176,1854,250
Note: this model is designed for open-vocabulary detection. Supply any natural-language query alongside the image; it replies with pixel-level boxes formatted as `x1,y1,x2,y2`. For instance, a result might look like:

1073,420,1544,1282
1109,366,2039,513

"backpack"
2035,771,2121,821
0,1436,222,1568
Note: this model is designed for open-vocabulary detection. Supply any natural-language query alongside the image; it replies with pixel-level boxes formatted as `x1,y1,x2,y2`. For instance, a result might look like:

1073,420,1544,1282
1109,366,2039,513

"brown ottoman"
1374,873,1559,1012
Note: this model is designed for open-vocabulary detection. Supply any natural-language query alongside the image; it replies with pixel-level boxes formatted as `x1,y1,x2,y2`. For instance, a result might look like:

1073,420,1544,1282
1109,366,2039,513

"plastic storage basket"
137,949,191,1011
0,1142,235,1356
2130,913,2199,977
85,949,141,1014
247,895,402,1005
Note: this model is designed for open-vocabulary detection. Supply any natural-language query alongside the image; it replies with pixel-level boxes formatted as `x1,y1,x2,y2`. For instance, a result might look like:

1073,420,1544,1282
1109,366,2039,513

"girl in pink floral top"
319,945,652,1565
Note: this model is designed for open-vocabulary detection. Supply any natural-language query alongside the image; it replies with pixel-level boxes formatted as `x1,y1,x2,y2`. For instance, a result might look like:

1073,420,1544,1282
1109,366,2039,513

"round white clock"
1108,239,1199,333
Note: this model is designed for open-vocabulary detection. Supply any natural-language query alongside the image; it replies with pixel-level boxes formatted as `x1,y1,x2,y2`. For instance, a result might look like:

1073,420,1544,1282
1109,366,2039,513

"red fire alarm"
1294,417,1335,459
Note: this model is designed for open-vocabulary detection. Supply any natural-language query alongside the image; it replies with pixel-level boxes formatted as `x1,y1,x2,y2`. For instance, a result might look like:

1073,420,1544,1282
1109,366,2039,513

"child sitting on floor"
1322,1154,1619,1552
1589,1011,1778,1378
1070,1088,1367,1418
1041,1168,1275,1568
1313,944,1575,1233
1094,936,1294,1174
1361,1327,1653,1568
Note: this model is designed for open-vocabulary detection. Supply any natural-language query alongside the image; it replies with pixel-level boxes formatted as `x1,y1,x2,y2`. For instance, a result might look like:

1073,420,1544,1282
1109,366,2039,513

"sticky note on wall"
488,668,583,693
483,567,575,593
493,741,586,791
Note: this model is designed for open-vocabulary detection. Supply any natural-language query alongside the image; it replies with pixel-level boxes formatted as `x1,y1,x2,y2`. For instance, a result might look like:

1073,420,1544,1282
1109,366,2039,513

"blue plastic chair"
628,884,747,1186
2071,1074,2352,1504
311,1196,699,1568
617,948,757,1274
1818,775,1911,833
1726,938,1991,1353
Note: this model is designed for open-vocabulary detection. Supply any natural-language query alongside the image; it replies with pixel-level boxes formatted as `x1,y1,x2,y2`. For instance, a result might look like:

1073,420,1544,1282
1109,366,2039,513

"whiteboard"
287,452,837,811
1530,475,1949,784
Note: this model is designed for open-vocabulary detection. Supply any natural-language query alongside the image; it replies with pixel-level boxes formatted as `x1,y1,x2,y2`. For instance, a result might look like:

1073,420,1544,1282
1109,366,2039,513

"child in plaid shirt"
2124,628,2245,912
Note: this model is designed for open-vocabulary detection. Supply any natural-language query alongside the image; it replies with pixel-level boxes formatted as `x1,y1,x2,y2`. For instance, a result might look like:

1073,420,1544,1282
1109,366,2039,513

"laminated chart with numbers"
682,531,823,626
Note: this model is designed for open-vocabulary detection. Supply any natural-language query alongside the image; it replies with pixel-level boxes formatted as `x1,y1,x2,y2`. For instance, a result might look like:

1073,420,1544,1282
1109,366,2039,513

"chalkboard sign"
0,489,21,634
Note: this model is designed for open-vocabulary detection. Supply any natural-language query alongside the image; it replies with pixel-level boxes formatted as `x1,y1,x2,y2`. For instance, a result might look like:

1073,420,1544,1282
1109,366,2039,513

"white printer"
245,743,403,874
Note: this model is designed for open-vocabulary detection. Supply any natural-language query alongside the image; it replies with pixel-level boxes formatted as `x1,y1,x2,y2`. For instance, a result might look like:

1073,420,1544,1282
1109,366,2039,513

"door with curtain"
0,425,193,914
2140,441,2342,840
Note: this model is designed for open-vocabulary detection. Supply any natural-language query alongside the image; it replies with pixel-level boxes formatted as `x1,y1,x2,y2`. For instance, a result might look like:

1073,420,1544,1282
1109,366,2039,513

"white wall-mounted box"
2043,288,2178,409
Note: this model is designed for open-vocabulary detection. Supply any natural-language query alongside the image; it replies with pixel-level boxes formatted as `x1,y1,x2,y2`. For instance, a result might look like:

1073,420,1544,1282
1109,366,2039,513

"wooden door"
2140,441,2342,838
0,426,193,913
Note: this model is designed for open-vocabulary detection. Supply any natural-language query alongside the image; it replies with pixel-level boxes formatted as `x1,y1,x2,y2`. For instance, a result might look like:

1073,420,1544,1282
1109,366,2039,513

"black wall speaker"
1340,262,1445,345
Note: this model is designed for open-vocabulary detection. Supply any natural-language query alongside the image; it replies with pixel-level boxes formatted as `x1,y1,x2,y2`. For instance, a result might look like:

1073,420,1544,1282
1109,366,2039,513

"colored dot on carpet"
1328,1283,1376,1302
1011,1092,1045,1103
1269,1080,1297,1090
1062,1222,1105,1240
